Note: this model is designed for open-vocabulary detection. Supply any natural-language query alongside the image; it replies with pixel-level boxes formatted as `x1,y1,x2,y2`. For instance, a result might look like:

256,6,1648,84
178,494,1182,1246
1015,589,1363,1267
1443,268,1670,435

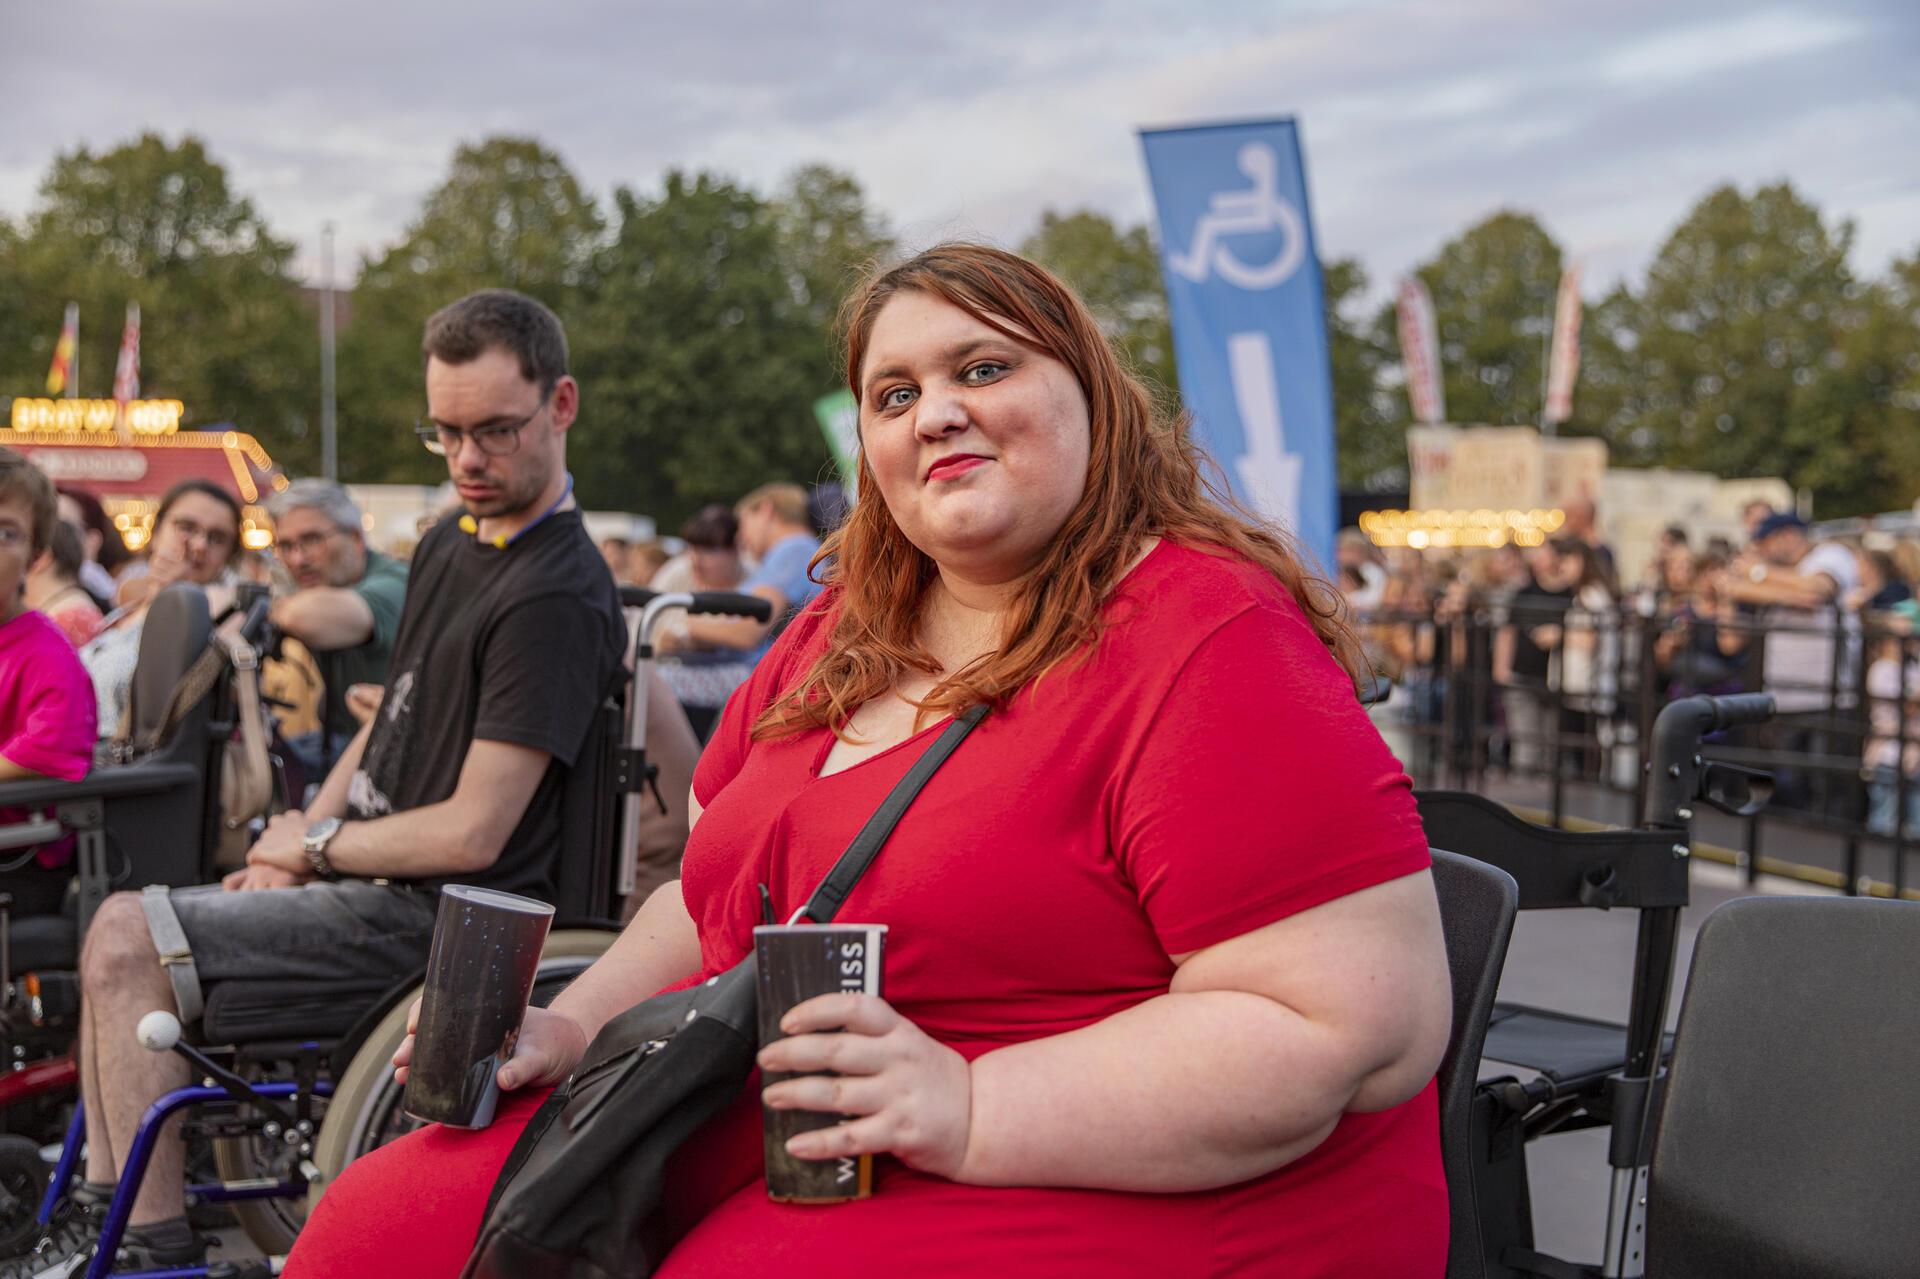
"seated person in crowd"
54,486,127,610
3,289,625,1276
265,480,409,777
657,482,821,664
652,504,755,740
26,520,105,648
290,245,1450,1277
79,480,240,741
0,449,99,916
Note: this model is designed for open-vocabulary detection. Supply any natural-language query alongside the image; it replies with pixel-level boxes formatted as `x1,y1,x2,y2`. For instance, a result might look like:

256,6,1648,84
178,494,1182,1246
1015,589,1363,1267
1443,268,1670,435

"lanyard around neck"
459,472,575,550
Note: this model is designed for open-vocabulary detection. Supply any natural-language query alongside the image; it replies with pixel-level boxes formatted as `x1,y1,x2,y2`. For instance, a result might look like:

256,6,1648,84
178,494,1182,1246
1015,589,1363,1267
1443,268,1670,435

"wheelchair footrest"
1483,1002,1673,1094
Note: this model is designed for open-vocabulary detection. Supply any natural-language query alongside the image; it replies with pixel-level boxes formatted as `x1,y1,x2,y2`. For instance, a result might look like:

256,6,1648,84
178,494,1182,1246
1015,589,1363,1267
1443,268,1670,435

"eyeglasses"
163,515,235,552
274,527,341,559
415,396,548,458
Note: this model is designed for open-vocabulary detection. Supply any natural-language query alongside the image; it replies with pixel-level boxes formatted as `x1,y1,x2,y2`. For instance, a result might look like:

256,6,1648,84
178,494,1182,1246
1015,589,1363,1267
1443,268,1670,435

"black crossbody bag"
463,703,989,1279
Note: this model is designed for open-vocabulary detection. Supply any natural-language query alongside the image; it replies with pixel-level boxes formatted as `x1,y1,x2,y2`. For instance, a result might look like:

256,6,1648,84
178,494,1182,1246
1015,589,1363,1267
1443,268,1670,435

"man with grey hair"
266,479,409,775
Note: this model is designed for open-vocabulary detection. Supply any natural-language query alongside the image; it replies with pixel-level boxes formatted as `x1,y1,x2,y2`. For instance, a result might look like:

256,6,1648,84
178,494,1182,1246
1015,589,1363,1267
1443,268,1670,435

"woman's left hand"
757,994,971,1179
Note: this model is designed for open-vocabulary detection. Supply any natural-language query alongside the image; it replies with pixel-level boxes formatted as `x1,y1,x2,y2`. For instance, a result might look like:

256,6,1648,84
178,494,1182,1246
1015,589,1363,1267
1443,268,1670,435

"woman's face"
857,291,1091,585
150,491,237,586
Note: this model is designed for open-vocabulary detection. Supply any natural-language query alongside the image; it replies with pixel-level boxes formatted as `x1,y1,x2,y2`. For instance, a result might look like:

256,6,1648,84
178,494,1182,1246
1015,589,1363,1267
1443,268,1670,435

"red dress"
288,542,1445,1277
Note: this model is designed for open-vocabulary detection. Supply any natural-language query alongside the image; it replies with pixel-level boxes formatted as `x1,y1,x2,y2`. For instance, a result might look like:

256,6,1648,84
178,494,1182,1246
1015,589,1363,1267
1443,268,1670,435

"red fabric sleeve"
1112,600,1430,956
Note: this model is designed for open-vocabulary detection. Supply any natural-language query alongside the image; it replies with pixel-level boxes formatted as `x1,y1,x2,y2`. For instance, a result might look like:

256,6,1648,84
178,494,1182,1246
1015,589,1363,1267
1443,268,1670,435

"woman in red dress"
287,244,1451,1277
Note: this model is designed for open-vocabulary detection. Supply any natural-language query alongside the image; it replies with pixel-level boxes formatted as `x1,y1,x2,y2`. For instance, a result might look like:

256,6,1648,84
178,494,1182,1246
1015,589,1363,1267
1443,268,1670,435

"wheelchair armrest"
0,761,204,810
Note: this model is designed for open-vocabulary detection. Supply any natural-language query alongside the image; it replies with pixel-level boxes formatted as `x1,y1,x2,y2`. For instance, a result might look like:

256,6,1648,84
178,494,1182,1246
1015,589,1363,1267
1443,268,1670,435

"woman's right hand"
392,999,591,1093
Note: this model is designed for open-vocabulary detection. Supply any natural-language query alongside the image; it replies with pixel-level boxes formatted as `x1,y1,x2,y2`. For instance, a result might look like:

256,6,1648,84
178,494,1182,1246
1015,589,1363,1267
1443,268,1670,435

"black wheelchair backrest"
1415,790,1688,912
1648,895,1920,1278
126,584,215,747
1428,848,1519,1279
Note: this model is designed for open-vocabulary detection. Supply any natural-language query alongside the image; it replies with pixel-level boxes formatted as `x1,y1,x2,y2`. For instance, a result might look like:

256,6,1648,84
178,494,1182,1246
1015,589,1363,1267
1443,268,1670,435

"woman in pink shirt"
0,449,99,915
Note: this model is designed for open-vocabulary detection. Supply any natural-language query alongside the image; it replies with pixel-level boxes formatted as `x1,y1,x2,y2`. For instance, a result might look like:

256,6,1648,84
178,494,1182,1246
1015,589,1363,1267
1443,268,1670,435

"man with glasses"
265,479,409,779
9,290,626,1276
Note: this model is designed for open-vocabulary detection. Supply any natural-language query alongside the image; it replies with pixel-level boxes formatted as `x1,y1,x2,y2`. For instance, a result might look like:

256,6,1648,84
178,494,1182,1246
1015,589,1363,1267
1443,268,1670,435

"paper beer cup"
754,923,888,1203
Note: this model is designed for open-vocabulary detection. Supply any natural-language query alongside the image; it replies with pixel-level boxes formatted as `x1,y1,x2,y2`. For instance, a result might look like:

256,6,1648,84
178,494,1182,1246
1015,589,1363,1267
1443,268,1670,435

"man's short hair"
266,478,364,535
422,289,569,395
736,482,808,527
0,447,57,557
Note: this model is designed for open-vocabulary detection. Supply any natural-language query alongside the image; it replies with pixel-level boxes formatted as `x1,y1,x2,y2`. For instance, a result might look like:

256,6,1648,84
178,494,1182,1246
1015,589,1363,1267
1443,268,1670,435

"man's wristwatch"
1749,563,1768,583
301,817,343,879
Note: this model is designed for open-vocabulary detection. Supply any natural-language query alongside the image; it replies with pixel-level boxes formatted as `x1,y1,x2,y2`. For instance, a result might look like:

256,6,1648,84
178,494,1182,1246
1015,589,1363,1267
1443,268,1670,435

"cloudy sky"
3,0,1915,302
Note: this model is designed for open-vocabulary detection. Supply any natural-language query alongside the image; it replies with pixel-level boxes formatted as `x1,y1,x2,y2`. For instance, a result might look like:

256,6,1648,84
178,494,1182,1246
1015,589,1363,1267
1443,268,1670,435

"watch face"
305,818,341,848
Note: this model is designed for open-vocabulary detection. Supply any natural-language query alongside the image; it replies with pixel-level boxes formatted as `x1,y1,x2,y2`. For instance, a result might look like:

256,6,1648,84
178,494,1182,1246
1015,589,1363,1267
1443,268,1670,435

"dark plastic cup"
401,885,555,1129
754,923,887,1203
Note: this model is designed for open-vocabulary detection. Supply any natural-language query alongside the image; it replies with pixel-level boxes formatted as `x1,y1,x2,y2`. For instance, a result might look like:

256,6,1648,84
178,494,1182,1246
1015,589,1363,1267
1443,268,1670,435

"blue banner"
1139,118,1336,573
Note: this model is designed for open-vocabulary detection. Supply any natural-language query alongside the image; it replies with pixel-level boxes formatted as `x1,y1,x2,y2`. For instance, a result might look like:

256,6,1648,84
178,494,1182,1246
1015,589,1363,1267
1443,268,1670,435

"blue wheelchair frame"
40,1077,333,1279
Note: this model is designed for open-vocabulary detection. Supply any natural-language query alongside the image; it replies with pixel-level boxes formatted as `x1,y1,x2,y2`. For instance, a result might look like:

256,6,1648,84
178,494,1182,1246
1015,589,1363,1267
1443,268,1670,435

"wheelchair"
1419,692,1779,1279
0,582,770,1277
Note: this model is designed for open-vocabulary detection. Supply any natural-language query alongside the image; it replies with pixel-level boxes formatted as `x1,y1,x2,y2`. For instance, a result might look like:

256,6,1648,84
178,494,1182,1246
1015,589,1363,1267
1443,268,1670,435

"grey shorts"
154,879,439,991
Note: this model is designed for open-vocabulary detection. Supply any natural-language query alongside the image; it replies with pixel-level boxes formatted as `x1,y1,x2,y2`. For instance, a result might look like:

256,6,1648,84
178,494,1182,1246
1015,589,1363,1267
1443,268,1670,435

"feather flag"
1395,277,1445,424
45,303,78,396
1544,262,1583,426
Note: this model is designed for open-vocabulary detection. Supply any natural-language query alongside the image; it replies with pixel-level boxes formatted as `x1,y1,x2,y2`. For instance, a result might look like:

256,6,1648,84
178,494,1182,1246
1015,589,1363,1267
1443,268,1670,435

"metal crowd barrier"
1357,597,1920,900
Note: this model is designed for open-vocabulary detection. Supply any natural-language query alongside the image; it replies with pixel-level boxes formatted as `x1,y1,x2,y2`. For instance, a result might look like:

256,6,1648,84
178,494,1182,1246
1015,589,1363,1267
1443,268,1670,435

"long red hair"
752,243,1360,740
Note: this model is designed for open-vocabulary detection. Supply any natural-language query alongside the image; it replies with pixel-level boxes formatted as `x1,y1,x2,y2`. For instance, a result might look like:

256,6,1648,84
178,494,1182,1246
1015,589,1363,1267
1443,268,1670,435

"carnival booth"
6,397,285,551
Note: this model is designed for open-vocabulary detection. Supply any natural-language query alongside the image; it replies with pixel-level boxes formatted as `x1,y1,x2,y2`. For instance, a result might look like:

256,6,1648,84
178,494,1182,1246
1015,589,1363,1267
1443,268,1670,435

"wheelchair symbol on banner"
1167,143,1307,291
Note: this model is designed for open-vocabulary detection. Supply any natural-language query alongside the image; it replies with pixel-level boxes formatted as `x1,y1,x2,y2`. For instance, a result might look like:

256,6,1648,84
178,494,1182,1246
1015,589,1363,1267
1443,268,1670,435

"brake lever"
1699,762,1774,817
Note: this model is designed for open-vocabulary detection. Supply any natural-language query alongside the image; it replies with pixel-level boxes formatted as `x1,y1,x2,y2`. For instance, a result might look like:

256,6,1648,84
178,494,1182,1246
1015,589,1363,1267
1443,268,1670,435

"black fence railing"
1360,598,1919,898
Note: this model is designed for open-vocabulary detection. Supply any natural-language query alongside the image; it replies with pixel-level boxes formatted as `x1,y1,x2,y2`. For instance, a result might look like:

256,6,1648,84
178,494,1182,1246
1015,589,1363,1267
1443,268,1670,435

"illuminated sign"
1359,508,1567,550
25,449,150,484
9,398,185,436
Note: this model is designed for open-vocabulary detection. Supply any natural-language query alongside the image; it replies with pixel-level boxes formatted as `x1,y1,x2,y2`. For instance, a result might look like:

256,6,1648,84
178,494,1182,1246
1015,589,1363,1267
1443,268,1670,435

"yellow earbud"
457,514,509,549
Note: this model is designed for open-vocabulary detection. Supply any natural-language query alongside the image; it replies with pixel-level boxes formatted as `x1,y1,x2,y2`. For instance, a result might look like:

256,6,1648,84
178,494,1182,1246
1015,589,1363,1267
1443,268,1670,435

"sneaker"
0,1200,202,1278
0,1194,102,1275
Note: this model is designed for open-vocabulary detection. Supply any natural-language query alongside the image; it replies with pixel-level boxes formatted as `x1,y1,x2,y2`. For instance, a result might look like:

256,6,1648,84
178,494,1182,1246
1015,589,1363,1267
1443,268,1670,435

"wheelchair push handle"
618,587,774,624
1704,692,1776,731
1644,693,1778,829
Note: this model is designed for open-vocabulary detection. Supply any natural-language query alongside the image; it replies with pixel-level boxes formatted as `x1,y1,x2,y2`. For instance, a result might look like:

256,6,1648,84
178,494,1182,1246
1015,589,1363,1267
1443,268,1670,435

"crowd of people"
1340,497,1920,834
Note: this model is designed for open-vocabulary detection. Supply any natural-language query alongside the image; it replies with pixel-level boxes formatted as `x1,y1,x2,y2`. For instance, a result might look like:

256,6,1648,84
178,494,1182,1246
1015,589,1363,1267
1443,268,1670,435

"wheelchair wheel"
208,1073,325,1257
0,1135,47,1256
302,928,614,1225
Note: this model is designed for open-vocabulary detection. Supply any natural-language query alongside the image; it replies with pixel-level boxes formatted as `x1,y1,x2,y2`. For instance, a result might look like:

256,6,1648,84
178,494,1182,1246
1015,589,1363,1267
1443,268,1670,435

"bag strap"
219,631,274,822
794,701,989,925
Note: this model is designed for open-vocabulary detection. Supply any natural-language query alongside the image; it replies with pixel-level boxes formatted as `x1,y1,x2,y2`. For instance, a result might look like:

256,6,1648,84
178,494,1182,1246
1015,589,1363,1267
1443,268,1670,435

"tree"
1581,183,1913,514
1020,210,1178,394
774,164,894,338
570,172,838,525
1324,257,1407,490
1,134,316,467
1389,211,1564,429
334,137,606,483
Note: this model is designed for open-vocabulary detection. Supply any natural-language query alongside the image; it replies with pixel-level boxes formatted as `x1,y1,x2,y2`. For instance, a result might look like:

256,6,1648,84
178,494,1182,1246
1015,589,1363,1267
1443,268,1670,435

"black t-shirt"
1508,580,1575,682
346,509,625,902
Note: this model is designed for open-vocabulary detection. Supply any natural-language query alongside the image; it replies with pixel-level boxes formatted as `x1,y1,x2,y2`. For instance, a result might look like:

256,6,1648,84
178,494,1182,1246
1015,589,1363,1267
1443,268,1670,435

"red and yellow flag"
45,303,78,396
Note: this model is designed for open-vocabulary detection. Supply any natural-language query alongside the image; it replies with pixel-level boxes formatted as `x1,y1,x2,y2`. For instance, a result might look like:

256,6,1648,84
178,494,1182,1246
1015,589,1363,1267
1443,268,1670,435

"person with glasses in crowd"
264,480,409,779
78,479,241,741
3,290,626,1277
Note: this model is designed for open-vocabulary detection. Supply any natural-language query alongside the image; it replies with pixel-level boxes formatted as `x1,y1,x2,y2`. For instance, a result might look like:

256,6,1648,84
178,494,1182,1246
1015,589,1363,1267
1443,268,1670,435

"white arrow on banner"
1227,331,1303,529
